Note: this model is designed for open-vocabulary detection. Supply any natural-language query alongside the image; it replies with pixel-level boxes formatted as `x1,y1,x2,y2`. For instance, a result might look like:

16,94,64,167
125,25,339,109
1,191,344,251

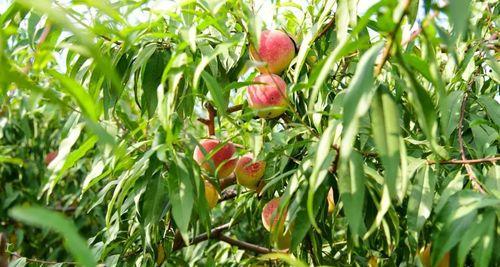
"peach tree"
0,0,498,266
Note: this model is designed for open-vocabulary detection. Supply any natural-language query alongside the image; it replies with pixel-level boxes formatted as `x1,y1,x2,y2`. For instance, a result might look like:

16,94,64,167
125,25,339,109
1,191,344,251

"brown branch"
205,103,216,136
5,252,77,265
220,189,237,202
315,15,336,42
172,223,232,251
375,0,412,76
1,233,7,267
427,156,499,165
458,92,485,194
219,175,236,190
22,22,52,74
227,104,243,113
216,235,273,254
401,11,440,46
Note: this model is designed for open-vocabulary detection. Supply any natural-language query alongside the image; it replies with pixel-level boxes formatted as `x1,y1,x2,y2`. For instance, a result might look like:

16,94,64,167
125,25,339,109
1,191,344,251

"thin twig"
172,223,232,251
220,189,238,202
219,175,236,190
1,233,7,267
374,0,412,76
401,11,440,46
227,104,244,113
427,156,499,165
22,22,52,74
315,15,336,42
216,235,273,254
6,252,77,265
458,92,485,193
205,103,216,136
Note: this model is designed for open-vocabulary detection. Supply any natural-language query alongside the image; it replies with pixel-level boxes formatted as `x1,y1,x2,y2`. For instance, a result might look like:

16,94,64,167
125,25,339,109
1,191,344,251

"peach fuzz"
193,139,237,178
247,74,288,119
250,29,296,74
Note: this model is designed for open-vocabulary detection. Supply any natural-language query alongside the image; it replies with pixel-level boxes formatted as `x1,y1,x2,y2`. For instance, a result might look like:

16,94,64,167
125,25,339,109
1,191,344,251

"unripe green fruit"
247,74,288,119
193,139,237,178
249,29,296,74
235,154,266,190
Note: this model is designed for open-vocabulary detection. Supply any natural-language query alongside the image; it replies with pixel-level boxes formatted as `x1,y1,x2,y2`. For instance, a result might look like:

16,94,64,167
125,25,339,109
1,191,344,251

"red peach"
235,154,266,190
193,139,237,178
250,30,296,74
44,151,58,166
247,74,288,119
261,197,287,232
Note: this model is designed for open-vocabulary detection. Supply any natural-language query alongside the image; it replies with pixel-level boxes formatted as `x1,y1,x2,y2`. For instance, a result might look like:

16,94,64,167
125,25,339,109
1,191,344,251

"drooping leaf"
9,206,97,267
370,85,407,201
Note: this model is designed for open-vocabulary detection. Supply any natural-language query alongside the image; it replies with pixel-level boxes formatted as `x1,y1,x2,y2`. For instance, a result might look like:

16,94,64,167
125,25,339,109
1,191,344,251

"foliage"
0,0,498,266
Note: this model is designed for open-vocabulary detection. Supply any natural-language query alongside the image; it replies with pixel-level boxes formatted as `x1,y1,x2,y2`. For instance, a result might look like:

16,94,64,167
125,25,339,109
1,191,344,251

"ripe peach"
261,197,287,232
250,29,296,74
44,151,58,166
235,154,266,190
262,198,292,250
204,180,220,209
193,139,237,178
327,187,335,214
247,74,288,119
418,244,450,267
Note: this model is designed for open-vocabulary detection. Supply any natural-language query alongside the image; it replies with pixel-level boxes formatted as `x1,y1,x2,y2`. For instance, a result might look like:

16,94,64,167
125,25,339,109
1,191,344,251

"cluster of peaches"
193,30,297,249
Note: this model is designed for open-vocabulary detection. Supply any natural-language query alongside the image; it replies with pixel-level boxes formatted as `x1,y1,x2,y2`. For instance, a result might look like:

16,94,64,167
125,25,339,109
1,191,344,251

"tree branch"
457,92,486,193
314,15,335,42
5,252,77,266
0,233,7,267
427,156,499,165
172,223,232,251
216,235,273,254
375,0,412,76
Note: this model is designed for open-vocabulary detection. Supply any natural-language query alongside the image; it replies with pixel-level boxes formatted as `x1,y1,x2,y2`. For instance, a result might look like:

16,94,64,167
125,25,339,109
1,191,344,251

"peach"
247,74,288,119
418,244,450,267
44,151,58,166
261,197,287,232
262,198,292,250
204,180,220,209
250,29,296,74
327,187,335,214
235,154,266,190
193,139,237,178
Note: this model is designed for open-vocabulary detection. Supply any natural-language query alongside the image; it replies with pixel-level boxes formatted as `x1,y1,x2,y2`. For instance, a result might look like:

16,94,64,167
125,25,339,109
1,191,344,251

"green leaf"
477,95,500,126
340,42,384,161
201,71,228,113
457,210,495,267
336,0,349,43
370,85,407,201
49,70,100,122
407,165,436,243
45,134,98,196
397,52,448,159
471,210,496,267
440,91,463,138
307,120,337,231
142,169,168,226
167,154,195,244
338,151,366,244
9,206,97,267
141,49,169,117
431,191,500,266
447,0,471,42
